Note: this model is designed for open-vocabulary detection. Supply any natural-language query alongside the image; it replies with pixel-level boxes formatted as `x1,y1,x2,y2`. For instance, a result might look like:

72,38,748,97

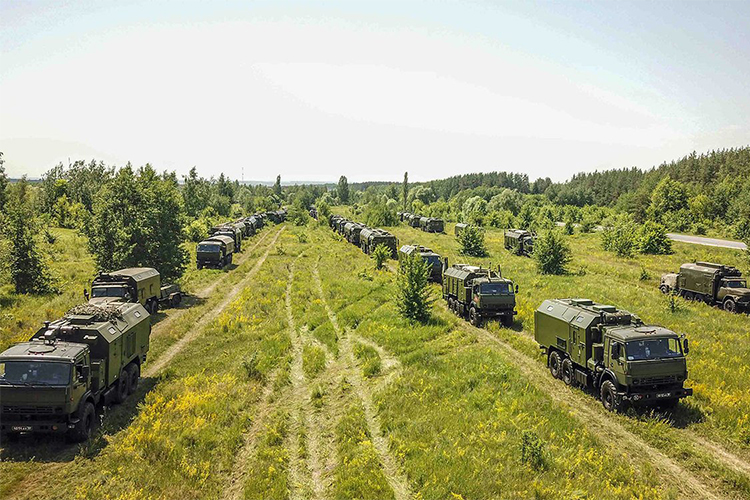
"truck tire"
171,293,182,307
561,358,573,386
469,307,481,327
150,301,159,315
659,285,669,294
600,380,620,412
126,363,140,394
228,254,233,265
447,297,454,311
114,371,130,404
67,401,95,443
723,298,737,313
501,315,513,327
548,351,562,379
683,291,694,301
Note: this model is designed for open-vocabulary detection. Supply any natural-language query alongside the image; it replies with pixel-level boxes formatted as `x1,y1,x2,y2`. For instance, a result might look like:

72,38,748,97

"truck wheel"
114,371,130,404
600,380,620,412
171,294,182,307
561,358,573,386
126,364,140,394
548,351,562,379
501,315,513,327
723,298,737,313
67,401,95,443
469,308,481,327
683,291,694,301
447,297,454,311
150,301,159,315
659,285,669,294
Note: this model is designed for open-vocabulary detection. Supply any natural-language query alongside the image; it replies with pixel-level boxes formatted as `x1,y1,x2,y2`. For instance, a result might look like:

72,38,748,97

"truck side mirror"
683,339,689,354
515,284,519,294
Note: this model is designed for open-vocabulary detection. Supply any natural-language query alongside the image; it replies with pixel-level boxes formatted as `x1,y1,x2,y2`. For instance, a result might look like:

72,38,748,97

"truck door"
570,325,583,365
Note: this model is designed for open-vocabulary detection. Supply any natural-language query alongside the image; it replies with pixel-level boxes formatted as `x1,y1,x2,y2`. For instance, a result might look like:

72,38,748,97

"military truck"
335,217,350,235
442,262,517,326
0,302,151,442
535,298,693,411
419,217,444,233
399,245,442,282
660,262,749,313
330,214,343,229
88,268,162,314
360,228,398,257
344,221,365,246
211,225,242,252
238,218,256,237
408,214,421,228
504,229,536,257
196,235,235,269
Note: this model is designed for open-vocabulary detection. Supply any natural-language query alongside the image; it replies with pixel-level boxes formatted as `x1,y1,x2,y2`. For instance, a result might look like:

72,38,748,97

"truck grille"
633,375,679,386
1,405,64,415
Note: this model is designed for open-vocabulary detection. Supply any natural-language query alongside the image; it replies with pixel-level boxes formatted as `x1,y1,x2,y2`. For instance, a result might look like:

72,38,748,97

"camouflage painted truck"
660,262,749,313
399,244,442,282
535,298,693,411
442,262,517,326
0,302,151,441
360,228,399,258
87,267,174,314
504,229,536,257
196,235,235,269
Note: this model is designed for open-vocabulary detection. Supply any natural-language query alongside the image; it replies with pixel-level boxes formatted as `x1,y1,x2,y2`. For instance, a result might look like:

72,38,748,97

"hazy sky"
2,0,749,182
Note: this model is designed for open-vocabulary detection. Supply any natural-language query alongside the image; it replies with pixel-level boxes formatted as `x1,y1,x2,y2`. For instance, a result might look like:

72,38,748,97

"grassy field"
1,221,749,500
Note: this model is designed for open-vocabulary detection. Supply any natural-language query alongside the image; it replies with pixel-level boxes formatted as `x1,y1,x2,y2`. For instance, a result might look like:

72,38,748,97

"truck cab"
717,277,750,312
88,267,161,314
443,263,517,326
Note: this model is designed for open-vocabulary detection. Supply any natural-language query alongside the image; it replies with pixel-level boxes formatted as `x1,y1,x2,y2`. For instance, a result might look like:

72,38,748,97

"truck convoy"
534,298,692,411
87,267,181,314
443,261,517,326
360,228,399,258
399,245,442,282
0,302,151,441
504,229,536,257
660,262,749,313
211,225,243,253
197,235,235,269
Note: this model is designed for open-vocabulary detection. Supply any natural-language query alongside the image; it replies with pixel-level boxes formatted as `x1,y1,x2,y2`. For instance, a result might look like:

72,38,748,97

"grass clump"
520,430,546,471
302,344,327,378
354,342,382,378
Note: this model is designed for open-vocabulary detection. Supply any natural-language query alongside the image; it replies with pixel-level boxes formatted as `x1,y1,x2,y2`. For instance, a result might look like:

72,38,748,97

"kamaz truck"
344,221,365,246
399,245,442,282
660,262,749,313
534,298,693,411
88,268,162,314
197,235,235,269
504,229,536,256
442,262,517,326
211,225,242,252
0,302,151,442
360,228,399,258
420,217,444,233
408,214,421,228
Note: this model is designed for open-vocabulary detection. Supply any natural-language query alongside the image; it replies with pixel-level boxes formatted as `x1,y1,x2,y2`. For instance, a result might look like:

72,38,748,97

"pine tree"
402,172,408,211
396,252,432,322
338,175,349,204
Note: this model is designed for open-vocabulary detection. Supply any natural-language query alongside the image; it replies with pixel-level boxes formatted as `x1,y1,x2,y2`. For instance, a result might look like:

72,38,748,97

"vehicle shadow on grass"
0,375,162,463
627,401,705,428
149,295,207,327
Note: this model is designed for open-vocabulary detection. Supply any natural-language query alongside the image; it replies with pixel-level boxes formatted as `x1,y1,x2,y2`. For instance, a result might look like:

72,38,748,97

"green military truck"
535,298,693,411
504,229,536,256
88,268,162,314
0,302,151,442
660,262,749,313
442,262,517,326
408,214,421,228
399,244,442,282
454,222,468,236
344,221,365,246
197,235,235,269
420,217,444,233
360,228,399,258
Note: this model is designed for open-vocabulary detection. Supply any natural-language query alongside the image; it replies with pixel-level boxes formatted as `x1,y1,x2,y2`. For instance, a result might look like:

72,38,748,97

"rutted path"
144,227,284,377
286,256,327,500
447,306,726,500
351,333,402,392
313,266,414,500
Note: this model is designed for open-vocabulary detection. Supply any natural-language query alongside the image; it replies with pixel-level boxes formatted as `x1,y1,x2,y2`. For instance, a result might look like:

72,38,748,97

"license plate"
656,392,671,398
11,425,32,432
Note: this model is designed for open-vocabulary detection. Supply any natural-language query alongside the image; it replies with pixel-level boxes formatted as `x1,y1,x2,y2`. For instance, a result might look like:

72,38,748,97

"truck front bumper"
622,387,693,403
1,418,73,435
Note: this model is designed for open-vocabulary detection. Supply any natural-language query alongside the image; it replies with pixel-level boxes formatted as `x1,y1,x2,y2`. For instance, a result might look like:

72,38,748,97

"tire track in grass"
286,256,327,500
144,227,284,377
351,333,402,392
313,265,413,500
222,368,281,500
446,305,726,500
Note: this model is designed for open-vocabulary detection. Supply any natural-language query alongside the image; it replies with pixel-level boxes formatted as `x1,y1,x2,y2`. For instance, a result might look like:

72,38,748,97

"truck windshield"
480,283,512,295
723,280,747,288
91,286,126,298
424,255,441,266
626,339,683,361
0,361,71,386
197,244,220,252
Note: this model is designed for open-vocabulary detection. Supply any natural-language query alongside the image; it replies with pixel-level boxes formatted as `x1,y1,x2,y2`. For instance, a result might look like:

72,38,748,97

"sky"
1,0,749,183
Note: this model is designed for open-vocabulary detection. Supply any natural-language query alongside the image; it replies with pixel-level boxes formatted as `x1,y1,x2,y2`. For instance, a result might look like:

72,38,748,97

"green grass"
302,344,327,378
353,342,382,378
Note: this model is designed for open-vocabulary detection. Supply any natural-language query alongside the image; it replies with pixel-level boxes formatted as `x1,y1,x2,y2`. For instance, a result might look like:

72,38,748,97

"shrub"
520,430,546,471
241,351,263,381
457,225,488,257
638,221,672,255
601,216,637,258
185,219,207,242
372,244,390,270
639,267,650,281
395,252,432,322
533,229,571,275
563,220,575,235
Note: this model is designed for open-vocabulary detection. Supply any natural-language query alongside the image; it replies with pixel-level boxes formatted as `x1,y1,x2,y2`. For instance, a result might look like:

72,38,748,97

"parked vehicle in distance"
443,261,517,326
420,217,444,233
660,262,749,313
399,244,442,282
197,235,235,269
211,225,242,252
504,229,536,257
360,228,399,257
0,302,151,442
454,222,468,236
87,267,162,314
535,298,692,411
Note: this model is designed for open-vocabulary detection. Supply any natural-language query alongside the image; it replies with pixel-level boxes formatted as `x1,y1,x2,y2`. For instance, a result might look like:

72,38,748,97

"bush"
287,203,309,226
395,252,432,322
185,219,208,242
520,430,546,471
601,216,637,258
457,225,487,257
372,244,390,270
533,229,571,275
638,221,672,254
